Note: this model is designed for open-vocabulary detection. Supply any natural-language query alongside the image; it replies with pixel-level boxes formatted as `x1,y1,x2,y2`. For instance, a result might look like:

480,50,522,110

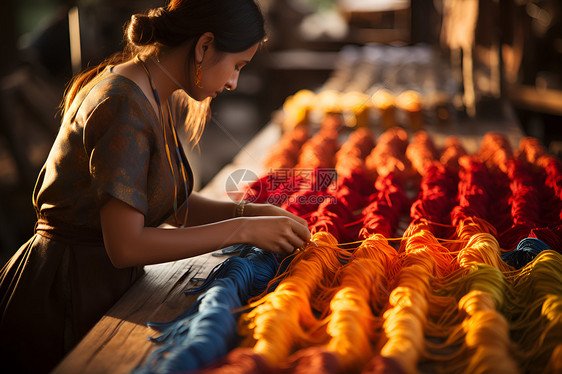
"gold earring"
195,64,203,88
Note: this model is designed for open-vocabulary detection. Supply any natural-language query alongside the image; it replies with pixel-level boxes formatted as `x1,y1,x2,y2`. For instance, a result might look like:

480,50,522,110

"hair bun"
148,7,167,18
127,13,156,46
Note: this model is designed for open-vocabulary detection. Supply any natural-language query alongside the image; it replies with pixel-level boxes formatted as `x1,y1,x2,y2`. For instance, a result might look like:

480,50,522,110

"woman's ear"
195,32,214,63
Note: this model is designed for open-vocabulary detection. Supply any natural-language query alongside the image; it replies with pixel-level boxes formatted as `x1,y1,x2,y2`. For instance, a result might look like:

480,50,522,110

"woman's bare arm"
100,197,310,268
185,192,310,226
185,192,242,226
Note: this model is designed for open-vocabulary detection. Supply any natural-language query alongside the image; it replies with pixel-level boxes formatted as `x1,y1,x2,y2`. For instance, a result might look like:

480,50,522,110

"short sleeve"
83,95,155,215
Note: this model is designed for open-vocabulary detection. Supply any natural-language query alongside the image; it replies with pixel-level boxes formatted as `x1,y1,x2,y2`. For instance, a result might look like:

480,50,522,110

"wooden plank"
507,83,562,116
53,252,232,374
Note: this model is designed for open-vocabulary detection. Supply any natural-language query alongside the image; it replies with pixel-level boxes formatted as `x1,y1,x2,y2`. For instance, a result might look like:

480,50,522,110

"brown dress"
0,66,193,373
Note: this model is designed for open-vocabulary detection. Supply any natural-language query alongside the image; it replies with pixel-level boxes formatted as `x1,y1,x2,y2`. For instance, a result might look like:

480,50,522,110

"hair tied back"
128,7,167,46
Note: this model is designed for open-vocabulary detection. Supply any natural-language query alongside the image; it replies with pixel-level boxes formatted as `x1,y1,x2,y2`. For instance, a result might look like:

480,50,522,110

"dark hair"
63,0,266,113
127,0,266,54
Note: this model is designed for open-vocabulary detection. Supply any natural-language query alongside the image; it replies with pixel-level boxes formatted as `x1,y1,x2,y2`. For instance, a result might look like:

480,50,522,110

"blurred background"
1,0,561,263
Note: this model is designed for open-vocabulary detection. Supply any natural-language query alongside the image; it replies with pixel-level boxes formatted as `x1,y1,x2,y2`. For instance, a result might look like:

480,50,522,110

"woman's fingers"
288,217,311,242
283,209,308,227
286,230,306,249
246,215,311,255
287,212,309,227
296,216,309,228
279,217,310,253
269,217,309,254
278,239,296,254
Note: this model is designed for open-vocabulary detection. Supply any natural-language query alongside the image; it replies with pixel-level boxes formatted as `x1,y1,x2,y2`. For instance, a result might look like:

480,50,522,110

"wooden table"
53,102,525,374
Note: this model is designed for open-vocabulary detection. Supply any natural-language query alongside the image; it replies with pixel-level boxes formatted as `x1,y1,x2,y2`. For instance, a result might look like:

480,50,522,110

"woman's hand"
240,203,311,254
240,215,311,255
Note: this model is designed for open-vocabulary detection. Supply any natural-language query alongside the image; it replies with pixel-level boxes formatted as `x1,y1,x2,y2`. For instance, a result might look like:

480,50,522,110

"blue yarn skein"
132,247,280,374
137,281,241,374
501,237,550,269
147,246,280,330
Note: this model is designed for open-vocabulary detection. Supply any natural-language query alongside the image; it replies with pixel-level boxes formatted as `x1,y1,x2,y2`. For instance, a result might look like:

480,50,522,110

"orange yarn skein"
322,234,397,372
457,233,513,272
505,251,562,372
459,290,519,374
380,225,458,373
239,232,347,367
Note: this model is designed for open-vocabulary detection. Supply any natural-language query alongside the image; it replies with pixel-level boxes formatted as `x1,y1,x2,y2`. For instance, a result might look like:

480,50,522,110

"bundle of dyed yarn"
137,127,562,374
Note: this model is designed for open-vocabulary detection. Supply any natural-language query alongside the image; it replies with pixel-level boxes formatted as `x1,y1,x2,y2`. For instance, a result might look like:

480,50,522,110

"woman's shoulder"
62,68,156,131
73,69,158,143
81,68,151,113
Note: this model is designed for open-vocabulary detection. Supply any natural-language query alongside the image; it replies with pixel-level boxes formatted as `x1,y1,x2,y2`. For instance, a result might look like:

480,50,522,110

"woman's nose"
226,71,239,91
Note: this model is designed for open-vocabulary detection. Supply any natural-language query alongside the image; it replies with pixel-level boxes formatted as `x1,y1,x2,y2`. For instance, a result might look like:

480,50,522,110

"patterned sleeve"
83,94,155,215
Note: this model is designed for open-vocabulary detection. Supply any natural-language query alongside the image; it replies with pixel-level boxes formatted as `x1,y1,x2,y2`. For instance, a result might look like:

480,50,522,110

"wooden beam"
507,84,562,116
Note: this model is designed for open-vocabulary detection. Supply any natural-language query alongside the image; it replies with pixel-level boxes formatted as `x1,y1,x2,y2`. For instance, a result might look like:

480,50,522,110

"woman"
0,0,310,372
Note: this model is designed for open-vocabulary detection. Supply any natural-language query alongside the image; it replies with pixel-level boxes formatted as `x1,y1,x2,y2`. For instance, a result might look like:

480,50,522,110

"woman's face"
190,43,259,101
